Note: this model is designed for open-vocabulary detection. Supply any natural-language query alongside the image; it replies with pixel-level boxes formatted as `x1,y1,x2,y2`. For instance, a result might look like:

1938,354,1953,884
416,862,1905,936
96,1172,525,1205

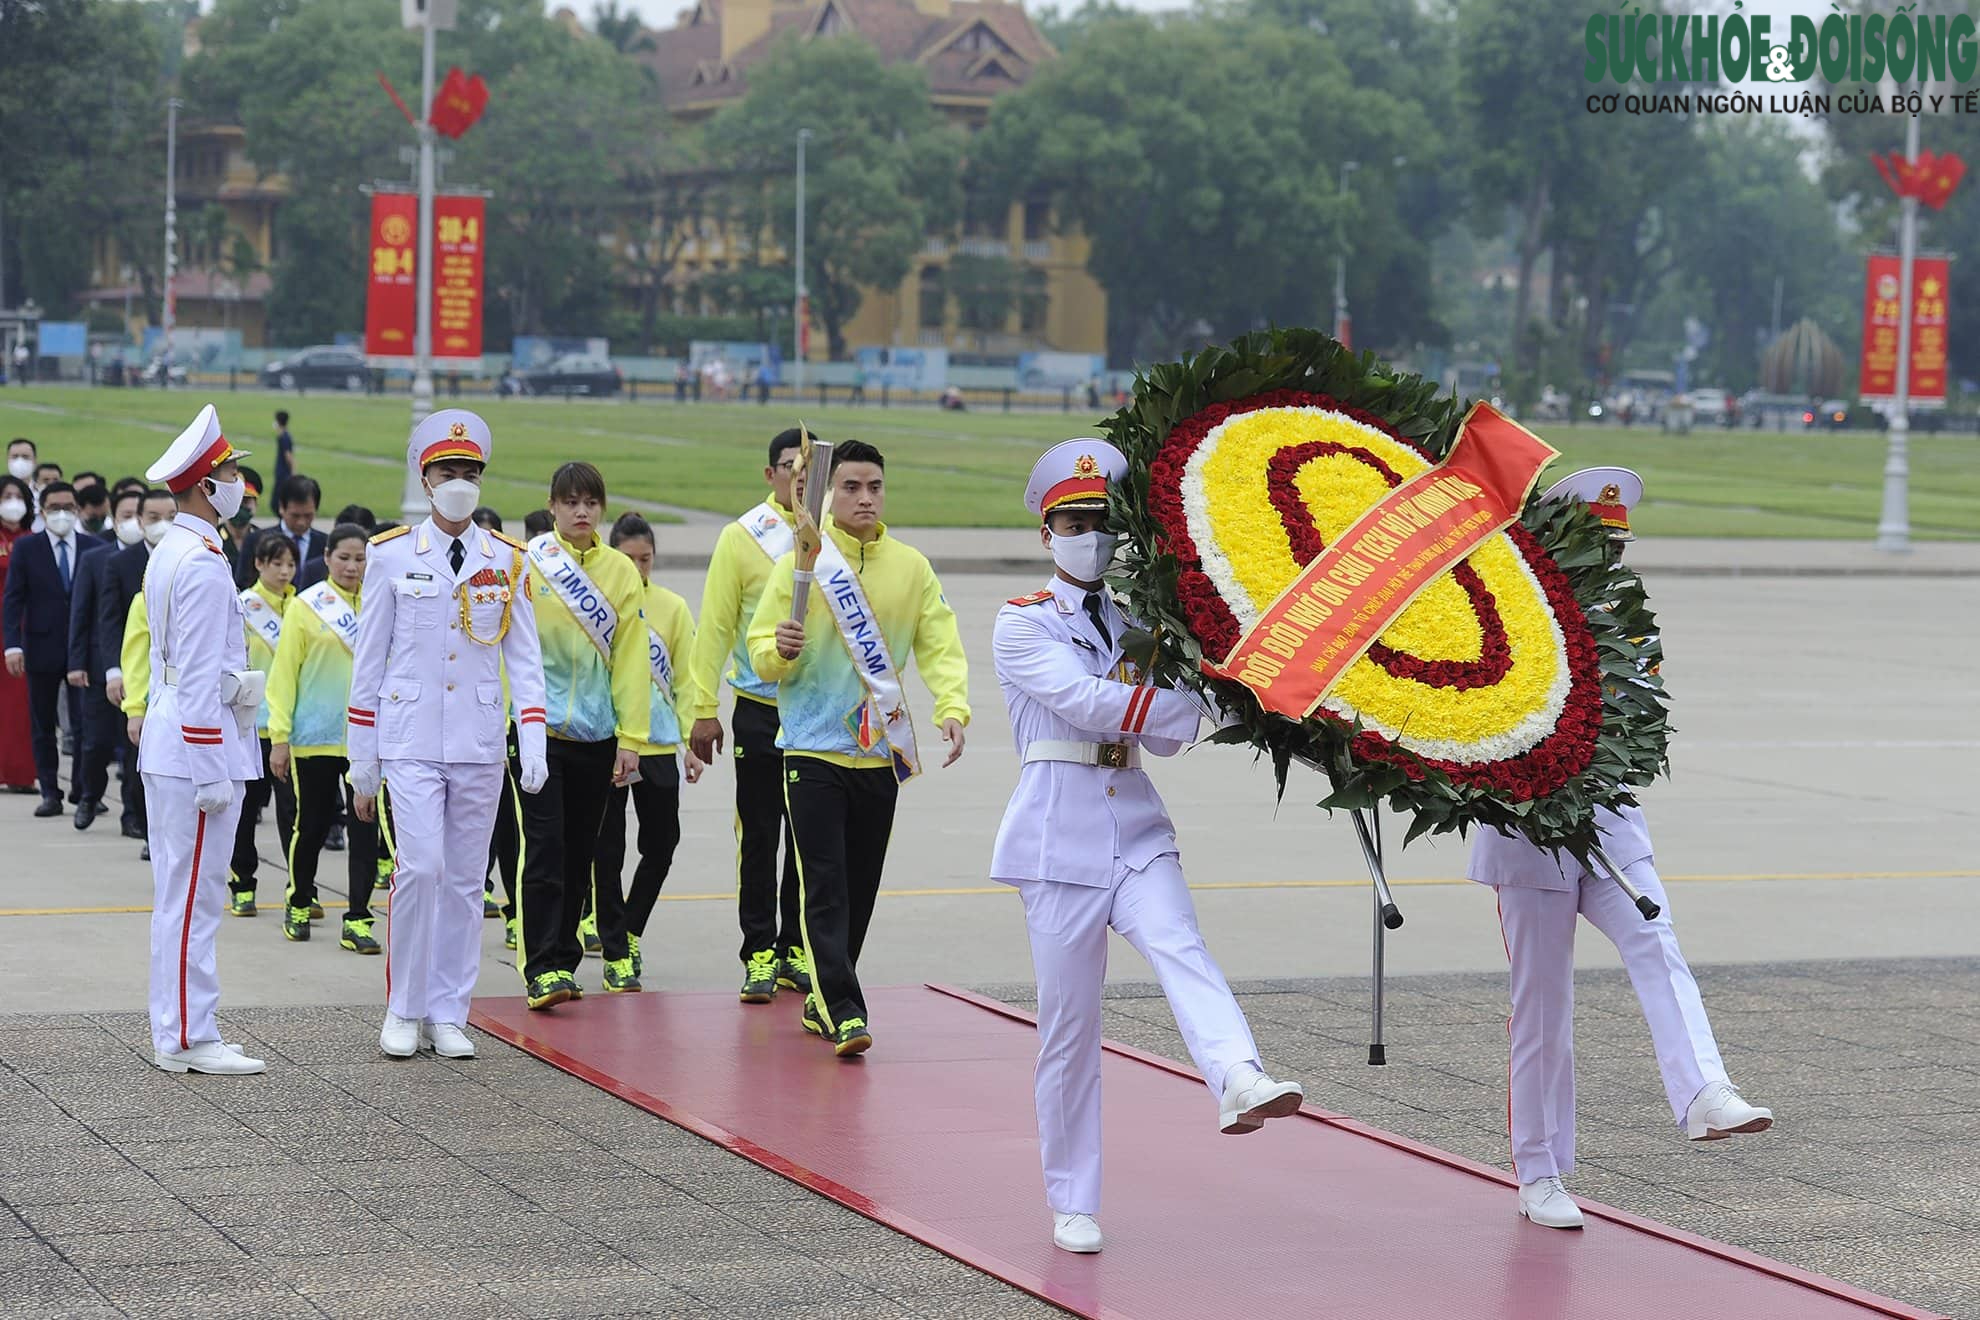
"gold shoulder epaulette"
490,529,526,551
1007,590,1054,607
370,525,411,545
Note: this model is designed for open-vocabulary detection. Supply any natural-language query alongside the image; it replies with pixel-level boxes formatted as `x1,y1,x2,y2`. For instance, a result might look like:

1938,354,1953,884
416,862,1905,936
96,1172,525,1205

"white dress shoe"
1685,1081,1773,1140
1518,1176,1585,1229
1218,1066,1304,1134
154,1041,266,1075
379,1012,420,1058
1052,1212,1103,1254
422,1022,476,1059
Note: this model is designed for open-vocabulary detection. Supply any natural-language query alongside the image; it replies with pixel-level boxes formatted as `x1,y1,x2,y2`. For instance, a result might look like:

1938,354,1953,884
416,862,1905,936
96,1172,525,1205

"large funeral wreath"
1102,328,1671,856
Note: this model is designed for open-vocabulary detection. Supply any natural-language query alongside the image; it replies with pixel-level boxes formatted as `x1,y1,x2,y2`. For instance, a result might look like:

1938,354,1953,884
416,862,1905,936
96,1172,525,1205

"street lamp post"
794,128,811,398
1334,160,1358,348
400,0,454,518
164,96,182,374
1876,108,1919,554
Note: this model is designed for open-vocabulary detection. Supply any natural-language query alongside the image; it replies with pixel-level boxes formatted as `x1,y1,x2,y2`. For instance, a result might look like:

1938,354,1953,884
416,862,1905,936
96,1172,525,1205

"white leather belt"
1023,738,1140,770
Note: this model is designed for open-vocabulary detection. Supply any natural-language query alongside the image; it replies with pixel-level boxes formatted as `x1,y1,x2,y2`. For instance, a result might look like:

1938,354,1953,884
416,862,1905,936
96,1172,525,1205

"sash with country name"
299,581,360,653
528,532,617,660
646,620,674,697
813,536,920,783
739,502,795,561
240,587,284,653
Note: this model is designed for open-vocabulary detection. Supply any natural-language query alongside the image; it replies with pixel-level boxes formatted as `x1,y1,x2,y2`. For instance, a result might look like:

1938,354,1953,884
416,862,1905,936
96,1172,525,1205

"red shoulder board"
1007,590,1054,607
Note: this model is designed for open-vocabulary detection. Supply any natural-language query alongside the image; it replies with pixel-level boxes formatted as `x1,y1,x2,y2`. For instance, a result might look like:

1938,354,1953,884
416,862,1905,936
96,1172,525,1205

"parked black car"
261,345,370,393
514,354,622,397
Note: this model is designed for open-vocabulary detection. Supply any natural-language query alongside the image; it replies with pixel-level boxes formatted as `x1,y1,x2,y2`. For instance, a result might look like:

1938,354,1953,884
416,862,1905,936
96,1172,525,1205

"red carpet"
470,986,1939,1320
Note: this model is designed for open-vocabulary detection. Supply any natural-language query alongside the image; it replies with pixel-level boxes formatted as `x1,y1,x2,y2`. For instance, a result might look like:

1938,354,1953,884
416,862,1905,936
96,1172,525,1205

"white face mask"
115,517,143,546
0,497,25,524
1050,530,1118,583
6,457,31,481
204,476,246,521
43,509,78,538
426,477,480,523
142,519,170,547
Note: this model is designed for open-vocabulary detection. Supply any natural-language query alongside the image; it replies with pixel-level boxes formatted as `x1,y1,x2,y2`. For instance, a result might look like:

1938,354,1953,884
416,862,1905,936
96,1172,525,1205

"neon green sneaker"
627,932,642,978
340,918,381,955
503,918,518,950
282,906,312,941
579,912,601,956
228,893,257,918
739,949,779,1004
526,973,572,1011
308,901,326,921
800,996,828,1038
832,1017,872,1058
603,957,641,993
777,945,812,994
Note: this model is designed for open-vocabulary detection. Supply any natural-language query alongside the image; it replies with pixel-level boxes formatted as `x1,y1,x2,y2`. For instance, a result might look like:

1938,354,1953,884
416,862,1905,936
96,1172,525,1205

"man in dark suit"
100,487,175,840
65,487,144,827
2,481,86,814
233,473,323,589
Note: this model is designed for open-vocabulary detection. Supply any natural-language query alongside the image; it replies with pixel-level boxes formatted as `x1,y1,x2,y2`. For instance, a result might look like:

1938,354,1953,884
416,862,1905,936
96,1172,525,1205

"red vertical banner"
431,195,485,359
1860,252,1950,406
363,193,418,358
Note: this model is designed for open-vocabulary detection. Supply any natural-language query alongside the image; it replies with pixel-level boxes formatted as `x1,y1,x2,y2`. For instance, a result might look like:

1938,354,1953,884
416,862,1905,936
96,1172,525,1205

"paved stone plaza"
0,546,1974,1317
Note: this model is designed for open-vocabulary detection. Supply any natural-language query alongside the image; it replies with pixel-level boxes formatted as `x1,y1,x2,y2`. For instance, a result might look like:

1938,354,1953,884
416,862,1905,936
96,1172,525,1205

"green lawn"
2,386,1974,536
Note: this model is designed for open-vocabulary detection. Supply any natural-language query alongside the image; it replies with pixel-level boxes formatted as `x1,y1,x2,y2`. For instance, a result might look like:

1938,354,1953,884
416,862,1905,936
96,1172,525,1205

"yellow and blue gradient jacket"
243,580,294,735
266,582,361,757
631,580,696,757
746,520,970,769
529,530,651,750
685,498,794,717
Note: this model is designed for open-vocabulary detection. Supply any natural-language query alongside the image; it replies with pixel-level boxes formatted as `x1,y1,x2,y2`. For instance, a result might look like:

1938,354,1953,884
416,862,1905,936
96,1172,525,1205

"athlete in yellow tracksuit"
518,462,651,1005
592,513,701,991
747,441,969,1056
265,527,378,953
684,428,807,1001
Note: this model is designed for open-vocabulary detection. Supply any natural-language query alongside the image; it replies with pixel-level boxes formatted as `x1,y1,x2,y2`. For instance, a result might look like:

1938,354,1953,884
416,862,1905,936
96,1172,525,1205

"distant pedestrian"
273,411,295,492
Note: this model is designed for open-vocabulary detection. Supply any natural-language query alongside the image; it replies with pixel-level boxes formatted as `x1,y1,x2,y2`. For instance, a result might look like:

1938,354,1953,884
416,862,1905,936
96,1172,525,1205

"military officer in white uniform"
140,405,267,1075
348,411,548,1060
1470,466,1772,1231
991,439,1304,1256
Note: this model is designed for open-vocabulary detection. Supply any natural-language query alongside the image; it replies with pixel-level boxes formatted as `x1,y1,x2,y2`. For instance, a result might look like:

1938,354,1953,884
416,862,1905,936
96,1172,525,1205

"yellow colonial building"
639,0,1106,359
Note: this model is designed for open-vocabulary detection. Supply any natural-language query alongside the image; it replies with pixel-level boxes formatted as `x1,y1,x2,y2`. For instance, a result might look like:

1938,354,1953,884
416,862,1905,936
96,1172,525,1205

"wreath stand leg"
1591,843,1662,921
1349,807,1404,1065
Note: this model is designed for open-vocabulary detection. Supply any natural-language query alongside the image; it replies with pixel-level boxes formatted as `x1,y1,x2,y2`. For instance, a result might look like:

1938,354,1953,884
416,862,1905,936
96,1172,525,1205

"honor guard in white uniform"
141,406,267,1075
347,411,548,1060
991,439,1305,1256
1469,467,1772,1230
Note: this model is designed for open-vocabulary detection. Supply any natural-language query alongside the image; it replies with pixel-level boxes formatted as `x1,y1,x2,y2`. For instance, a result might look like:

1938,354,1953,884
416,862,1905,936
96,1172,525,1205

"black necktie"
449,538,465,575
1083,592,1112,649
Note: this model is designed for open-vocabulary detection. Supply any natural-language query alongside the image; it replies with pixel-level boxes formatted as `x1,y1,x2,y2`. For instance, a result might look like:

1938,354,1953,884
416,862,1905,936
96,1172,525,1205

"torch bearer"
789,422,833,626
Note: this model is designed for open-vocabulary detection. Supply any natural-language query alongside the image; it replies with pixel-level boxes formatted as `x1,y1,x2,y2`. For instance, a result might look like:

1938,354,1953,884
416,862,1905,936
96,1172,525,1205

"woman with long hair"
266,524,380,953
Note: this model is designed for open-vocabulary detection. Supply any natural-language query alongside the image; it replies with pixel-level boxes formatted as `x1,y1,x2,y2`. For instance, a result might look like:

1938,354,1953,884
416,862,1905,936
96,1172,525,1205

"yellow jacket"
628,581,697,757
266,582,362,757
746,520,969,769
685,498,793,718
242,579,294,733
528,529,651,750
120,593,151,718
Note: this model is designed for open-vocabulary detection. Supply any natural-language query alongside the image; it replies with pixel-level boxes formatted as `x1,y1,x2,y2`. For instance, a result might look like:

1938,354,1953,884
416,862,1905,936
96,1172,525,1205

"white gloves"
517,719,548,794
519,751,548,794
347,758,381,798
194,780,236,815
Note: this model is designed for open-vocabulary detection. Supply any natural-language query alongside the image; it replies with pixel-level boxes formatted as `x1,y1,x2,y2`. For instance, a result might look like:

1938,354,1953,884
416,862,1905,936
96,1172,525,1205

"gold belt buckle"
1095,742,1130,769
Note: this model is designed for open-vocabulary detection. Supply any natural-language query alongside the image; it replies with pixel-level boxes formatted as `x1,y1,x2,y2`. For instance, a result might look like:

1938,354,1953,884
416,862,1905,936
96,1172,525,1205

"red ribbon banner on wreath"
1204,403,1559,719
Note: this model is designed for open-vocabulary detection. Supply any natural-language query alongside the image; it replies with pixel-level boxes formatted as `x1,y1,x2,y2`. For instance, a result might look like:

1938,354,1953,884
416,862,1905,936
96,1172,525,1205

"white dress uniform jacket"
347,519,547,776
137,512,261,785
990,579,1202,887
1467,803,1655,891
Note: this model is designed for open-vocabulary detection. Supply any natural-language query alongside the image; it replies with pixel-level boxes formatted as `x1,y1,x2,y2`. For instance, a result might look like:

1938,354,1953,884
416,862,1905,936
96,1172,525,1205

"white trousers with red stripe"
383,759,505,1028
1018,854,1262,1216
145,774,245,1056
1495,861,1728,1182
